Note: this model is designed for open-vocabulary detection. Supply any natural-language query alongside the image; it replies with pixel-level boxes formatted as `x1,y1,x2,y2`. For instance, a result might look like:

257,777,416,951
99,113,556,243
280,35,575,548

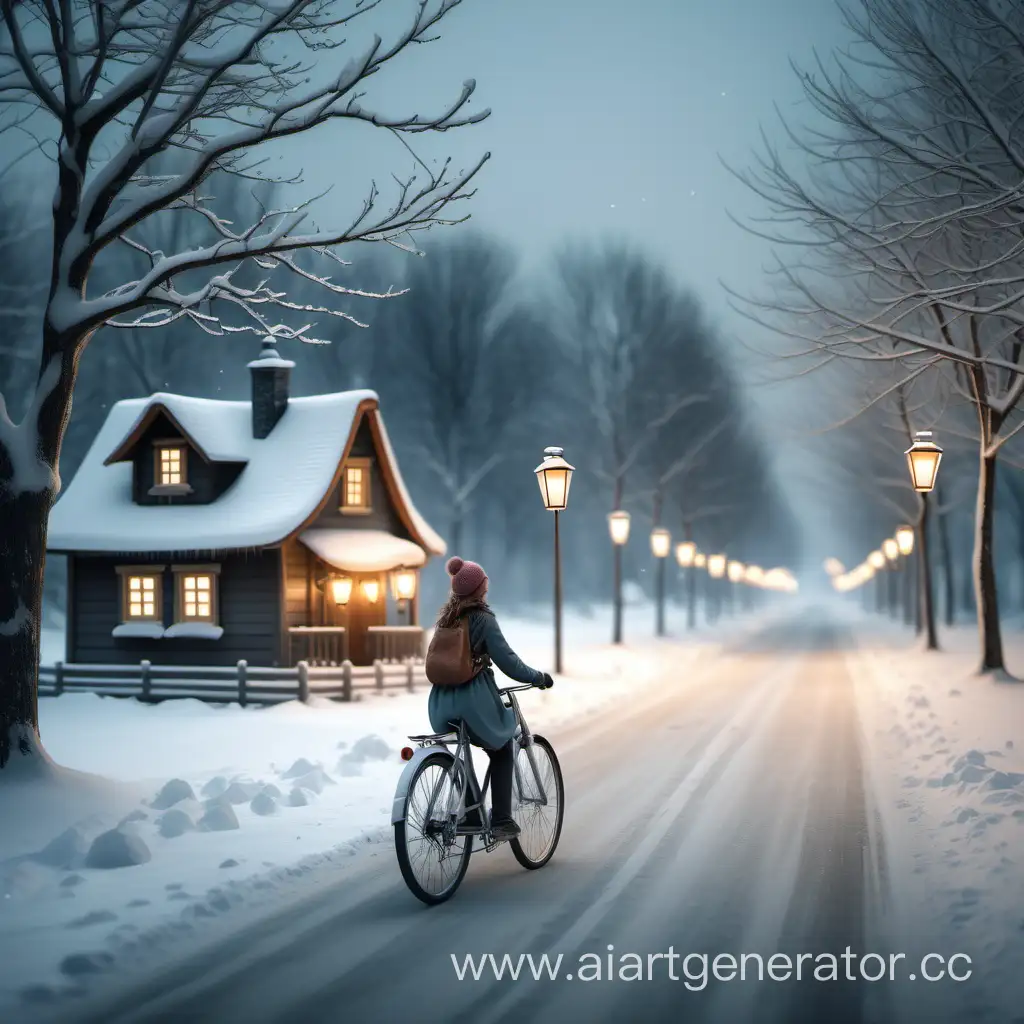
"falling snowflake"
610,204,616,208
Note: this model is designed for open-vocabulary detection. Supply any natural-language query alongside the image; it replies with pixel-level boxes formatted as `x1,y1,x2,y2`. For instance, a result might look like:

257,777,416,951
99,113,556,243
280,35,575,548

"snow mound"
150,779,195,810
287,787,310,807
201,776,229,799
280,758,319,779
221,781,261,805
198,802,239,832
31,826,89,870
250,790,278,816
84,828,151,869
157,809,196,839
292,768,334,794
348,734,391,762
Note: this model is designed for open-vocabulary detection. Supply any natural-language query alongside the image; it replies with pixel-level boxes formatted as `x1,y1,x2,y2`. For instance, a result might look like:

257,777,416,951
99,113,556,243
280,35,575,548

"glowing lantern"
534,446,574,511
608,510,631,546
895,525,914,556
650,527,671,559
905,431,943,493
329,576,353,606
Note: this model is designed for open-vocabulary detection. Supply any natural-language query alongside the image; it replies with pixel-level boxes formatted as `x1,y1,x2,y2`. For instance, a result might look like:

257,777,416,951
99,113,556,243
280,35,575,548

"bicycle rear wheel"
394,752,472,905
510,735,564,869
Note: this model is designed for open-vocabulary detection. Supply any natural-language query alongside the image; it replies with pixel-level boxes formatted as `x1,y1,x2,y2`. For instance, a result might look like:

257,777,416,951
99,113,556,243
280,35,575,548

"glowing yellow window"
177,572,217,622
156,444,186,486
341,458,371,513
126,575,160,619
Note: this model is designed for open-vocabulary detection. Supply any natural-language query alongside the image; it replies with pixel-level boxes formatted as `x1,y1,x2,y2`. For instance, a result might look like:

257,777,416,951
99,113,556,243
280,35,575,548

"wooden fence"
38,658,428,706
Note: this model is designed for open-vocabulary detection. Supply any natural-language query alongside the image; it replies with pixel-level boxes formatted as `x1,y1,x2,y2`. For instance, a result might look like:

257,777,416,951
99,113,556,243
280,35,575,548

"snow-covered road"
58,612,930,1024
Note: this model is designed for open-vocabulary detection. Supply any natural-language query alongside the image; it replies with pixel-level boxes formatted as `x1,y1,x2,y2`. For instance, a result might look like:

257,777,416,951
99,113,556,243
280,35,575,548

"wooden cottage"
47,339,446,668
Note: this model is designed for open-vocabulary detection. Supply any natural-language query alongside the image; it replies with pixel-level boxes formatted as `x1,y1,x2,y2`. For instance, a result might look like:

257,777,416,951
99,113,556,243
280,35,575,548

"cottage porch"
283,528,428,667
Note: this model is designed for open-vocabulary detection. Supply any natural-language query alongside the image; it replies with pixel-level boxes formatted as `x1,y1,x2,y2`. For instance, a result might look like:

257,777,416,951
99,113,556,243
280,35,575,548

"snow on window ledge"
112,622,165,639
148,483,194,496
163,622,224,640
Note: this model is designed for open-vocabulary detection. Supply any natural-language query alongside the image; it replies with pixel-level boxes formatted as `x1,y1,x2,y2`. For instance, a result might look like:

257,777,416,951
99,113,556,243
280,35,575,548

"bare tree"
0,0,490,768
729,0,1024,675
366,233,548,554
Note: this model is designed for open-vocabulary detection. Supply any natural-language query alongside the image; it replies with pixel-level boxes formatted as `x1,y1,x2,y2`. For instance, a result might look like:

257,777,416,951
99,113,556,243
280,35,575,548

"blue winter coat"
427,609,545,750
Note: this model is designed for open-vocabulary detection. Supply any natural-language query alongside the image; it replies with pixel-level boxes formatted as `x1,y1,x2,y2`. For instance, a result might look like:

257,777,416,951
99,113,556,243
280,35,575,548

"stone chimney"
247,337,295,439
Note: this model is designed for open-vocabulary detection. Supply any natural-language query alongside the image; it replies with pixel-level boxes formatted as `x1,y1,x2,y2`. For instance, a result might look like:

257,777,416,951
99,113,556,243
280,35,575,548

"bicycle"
391,683,564,905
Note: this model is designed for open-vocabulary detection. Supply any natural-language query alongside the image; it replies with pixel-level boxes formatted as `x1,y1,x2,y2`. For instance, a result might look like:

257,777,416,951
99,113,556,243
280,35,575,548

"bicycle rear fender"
391,745,455,824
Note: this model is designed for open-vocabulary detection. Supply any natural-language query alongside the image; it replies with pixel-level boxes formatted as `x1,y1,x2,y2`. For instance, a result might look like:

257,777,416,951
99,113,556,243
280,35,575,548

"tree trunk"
973,450,1005,674
0,488,53,768
919,495,938,651
935,481,955,627
1,338,80,770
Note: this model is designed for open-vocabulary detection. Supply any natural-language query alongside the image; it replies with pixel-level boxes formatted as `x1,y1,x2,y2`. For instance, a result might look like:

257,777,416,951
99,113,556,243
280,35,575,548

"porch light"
329,575,353,606
895,525,914,556
868,550,886,570
608,510,631,546
882,538,899,562
391,568,417,602
727,560,744,582
676,540,696,567
707,554,727,579
361,578,380,603
534,446,575,511
650,527,671,558
905,430,943,492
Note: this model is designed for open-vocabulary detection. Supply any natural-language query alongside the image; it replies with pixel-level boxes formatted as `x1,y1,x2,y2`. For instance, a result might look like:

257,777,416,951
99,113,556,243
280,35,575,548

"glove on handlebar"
536,672,555,690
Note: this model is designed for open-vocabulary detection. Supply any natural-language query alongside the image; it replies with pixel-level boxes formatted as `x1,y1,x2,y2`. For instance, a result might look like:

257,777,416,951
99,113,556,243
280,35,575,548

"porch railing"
367,625,425,662
287,626,347,666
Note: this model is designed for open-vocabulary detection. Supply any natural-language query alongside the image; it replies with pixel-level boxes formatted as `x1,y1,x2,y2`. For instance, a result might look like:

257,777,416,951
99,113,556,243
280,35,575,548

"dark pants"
486,739,515,822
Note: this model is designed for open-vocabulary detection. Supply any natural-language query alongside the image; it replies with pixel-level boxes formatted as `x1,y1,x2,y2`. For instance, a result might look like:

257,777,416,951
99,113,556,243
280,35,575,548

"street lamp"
895,523,915,627
650,527,671,637
390,568,418,624
904,433,942,650
694,553,707,568
896,525,914,556
675,541,696,567
882,539,900,617
608,509,631,645
535,446,575,674
905,431,943,492
727,560,744,582
676,538,697,630
708,554,727,579
868,550,885,570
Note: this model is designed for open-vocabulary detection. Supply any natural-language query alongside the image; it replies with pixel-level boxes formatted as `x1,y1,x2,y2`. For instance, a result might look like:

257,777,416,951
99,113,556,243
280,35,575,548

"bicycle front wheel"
394,752,472,905
510,735,564,869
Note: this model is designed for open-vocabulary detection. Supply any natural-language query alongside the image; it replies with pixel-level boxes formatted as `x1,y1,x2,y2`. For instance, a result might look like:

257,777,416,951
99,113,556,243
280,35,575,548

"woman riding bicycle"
428,556,552,842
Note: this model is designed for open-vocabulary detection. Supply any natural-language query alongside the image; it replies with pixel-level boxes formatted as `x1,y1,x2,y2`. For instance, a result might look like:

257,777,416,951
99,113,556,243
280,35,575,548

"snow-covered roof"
370,410,446,557
300,529,427,573
48,390,444,555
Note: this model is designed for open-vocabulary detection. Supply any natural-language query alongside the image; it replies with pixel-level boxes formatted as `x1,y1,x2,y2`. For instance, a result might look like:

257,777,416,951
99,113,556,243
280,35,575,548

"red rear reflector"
400,747,414,761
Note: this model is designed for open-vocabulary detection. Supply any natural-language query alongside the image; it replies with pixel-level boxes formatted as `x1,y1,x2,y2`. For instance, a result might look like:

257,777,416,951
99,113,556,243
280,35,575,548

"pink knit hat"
447,556,487,597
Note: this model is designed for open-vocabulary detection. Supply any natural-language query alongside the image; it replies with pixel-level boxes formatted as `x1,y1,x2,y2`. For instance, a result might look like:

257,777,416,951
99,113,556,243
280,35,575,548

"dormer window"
150,442,193,495
341,458,372,514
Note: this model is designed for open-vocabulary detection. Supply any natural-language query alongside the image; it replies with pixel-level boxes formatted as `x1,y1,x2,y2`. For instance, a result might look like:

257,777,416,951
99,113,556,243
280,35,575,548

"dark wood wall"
68,549,282,666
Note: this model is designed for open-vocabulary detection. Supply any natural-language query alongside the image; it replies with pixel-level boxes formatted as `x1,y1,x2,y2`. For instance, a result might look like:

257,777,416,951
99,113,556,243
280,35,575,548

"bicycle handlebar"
497,683,539,695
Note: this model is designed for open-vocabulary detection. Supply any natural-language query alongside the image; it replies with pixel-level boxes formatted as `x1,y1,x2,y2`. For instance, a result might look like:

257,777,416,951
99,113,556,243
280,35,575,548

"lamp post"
651,527,671,636
882,538,899,616
905,431,943,650
868,549,886,613
708,553,726,623
896,524,915,627
727,560,744,615
676,534,697,630
535,446,575,674
608,510,631,644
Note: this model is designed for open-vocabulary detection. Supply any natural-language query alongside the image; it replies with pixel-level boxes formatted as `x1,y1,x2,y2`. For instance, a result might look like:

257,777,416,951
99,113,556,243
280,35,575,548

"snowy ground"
1,601,742,1014
850,611,1024,1023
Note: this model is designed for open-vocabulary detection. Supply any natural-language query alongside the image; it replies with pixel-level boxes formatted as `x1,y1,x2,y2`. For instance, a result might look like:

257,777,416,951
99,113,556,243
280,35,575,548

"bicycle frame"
390,684,550,838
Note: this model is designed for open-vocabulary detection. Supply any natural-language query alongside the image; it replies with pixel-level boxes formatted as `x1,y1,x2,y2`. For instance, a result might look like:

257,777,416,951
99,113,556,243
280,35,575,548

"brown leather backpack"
425,613,490,687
